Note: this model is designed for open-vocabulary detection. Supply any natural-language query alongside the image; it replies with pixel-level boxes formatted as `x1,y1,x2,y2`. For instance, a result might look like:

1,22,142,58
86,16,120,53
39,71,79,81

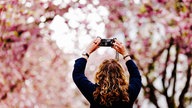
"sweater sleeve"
72,58,96,102
126,60,142,102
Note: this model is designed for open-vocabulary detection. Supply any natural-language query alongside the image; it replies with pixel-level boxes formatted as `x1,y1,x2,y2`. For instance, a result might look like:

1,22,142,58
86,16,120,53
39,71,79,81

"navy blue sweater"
72,58,142,108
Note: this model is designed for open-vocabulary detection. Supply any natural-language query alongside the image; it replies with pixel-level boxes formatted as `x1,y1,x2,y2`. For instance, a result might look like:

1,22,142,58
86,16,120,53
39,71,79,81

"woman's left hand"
85,37,101,55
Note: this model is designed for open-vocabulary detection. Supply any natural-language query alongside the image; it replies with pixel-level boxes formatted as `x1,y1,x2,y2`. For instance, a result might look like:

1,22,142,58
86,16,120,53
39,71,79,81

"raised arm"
72,57,95,101
72,37,101,101
126,60,142,101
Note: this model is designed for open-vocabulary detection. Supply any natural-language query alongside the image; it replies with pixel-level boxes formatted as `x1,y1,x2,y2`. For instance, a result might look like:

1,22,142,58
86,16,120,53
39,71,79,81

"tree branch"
144,76,160,108
133,46,167,108
178,60,192,108
171,44,179,100
162,38,173,91
159,38,176,108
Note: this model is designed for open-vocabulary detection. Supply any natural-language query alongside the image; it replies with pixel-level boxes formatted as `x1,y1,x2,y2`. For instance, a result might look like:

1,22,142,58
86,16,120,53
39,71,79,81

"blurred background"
0,0,191,108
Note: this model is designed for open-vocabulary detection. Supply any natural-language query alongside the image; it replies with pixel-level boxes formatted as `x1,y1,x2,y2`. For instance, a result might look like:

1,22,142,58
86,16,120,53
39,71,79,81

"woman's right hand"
112,39,129,56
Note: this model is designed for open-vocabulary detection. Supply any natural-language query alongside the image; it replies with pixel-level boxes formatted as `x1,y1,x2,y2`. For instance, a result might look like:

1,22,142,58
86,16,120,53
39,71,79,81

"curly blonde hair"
93,59,129,106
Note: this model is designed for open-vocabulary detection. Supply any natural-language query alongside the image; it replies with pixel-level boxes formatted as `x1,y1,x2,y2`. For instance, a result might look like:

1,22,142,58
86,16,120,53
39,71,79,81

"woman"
72,37,142,108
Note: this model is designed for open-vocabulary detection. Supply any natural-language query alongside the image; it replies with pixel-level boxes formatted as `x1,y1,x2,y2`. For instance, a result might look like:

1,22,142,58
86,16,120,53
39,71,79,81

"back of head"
93,59,129,106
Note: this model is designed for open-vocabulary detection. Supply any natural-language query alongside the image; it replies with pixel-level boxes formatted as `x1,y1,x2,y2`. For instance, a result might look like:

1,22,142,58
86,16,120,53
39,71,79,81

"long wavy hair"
93,59,129,106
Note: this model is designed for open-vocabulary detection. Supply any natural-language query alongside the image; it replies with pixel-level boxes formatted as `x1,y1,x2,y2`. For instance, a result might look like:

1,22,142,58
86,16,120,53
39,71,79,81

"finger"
112,46,118,51
93,40,99,46
116,40,122,46
113,39,120,46
113,42,118,47
114,42,122,49
112,43,119,50
95,37,101,43
94,38,101,46
92,38,98,44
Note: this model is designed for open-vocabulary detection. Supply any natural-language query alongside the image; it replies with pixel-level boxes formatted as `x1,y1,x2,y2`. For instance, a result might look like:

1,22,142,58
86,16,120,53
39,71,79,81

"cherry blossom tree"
0,0,75,107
